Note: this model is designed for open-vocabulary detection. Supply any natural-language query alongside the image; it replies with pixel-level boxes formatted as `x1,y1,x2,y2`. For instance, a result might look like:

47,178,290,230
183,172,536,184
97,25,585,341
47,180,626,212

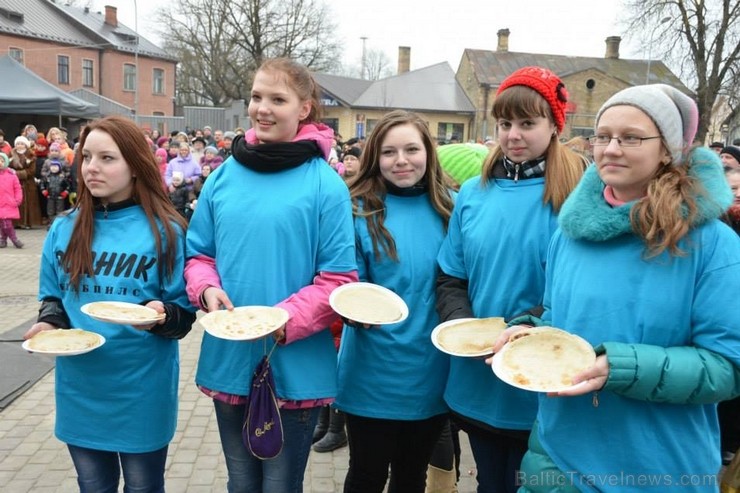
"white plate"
329,282,409,325
81,301,166,325
431,318,504,357
200,306,290,341
22,330,105,357
491,329,594,393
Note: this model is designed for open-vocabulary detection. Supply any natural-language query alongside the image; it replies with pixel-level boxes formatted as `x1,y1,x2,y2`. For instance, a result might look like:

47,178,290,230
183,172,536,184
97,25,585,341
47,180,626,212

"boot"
0,238,6,248
312,409,347,452
12,239,23,249
312,405,330,444
425,465,458,493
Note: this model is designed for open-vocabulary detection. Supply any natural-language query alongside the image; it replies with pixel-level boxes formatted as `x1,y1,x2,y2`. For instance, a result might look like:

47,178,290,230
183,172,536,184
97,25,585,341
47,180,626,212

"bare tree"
156,0,340,106
364,49,393,80
623,0,740,141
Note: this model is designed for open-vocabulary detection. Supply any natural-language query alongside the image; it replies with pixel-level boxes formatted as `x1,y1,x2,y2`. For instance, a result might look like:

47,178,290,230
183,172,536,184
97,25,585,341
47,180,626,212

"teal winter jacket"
518,147,740,493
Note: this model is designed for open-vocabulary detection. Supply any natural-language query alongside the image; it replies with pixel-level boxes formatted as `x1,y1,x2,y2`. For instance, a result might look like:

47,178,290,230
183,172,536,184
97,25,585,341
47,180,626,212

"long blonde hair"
349,110,455,261
630,145,701,257
481,86,586,211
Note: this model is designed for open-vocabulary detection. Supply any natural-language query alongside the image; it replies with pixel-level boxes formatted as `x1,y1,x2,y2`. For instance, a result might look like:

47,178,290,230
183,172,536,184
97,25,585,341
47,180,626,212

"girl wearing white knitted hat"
494,84,740,492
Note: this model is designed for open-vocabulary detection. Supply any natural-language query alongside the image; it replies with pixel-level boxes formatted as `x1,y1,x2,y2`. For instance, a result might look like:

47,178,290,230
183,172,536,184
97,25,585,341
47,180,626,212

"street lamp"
646,16,672,84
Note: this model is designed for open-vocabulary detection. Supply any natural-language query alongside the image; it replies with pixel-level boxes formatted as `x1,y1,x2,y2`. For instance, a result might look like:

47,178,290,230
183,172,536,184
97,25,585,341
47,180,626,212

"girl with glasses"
495,84,740,492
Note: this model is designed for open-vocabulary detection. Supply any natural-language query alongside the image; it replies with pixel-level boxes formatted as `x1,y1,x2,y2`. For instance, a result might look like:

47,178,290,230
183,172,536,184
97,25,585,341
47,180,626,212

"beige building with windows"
314,49,476,144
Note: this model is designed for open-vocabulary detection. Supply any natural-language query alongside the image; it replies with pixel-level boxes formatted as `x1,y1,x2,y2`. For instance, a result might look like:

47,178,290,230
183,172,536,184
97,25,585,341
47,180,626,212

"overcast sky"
100,0,644,73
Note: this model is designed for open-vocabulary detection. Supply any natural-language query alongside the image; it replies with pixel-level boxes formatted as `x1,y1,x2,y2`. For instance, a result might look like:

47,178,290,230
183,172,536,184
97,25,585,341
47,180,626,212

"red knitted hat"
496,66,569,133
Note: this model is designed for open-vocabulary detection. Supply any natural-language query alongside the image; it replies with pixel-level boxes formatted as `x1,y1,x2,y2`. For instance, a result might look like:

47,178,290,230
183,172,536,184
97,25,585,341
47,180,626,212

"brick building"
457,29,690,142
0,0,176,136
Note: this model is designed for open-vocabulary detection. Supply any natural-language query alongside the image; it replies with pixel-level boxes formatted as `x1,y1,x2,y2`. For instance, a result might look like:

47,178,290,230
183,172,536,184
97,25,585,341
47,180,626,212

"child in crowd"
39,160,70,227
0,152,23,248
168,171,193,221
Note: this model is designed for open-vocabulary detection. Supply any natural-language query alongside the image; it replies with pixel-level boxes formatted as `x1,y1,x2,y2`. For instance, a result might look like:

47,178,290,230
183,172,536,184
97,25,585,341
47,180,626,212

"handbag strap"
262,336,280,362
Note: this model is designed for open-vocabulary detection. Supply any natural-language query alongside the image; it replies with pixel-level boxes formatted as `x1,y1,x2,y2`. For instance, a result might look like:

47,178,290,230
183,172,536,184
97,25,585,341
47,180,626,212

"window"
8,47,23,64
152,68,164,94
321,118,339,134
58,55,70,85
124,63,136,91
82,59,94,87
437,122,464,144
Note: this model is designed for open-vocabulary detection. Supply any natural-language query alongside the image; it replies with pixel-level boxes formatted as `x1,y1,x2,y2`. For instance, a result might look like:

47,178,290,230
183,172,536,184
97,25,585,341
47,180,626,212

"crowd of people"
11,57,740,493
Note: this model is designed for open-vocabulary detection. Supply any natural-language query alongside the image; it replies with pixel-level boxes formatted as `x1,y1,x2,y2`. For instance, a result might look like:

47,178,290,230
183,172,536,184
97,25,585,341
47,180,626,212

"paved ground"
0,227,478,492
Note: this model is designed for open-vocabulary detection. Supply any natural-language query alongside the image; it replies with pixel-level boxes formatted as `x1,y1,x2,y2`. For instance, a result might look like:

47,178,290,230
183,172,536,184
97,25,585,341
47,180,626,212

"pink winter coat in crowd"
0,168,23,220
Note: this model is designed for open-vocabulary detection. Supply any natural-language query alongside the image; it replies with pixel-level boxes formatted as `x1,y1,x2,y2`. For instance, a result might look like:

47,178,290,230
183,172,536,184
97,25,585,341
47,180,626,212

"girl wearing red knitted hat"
435,66,587,493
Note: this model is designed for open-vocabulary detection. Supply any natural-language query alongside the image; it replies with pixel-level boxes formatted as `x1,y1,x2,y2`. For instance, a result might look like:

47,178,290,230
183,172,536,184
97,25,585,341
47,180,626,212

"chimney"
497,29,510,52
104,5,118,27
605,36,621,59
398,46,411,74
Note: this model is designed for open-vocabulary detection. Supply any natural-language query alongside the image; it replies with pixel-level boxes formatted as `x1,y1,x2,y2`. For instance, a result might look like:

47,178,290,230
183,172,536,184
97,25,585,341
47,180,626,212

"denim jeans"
465,427,528,493
213,400,319,493
67,444,168,493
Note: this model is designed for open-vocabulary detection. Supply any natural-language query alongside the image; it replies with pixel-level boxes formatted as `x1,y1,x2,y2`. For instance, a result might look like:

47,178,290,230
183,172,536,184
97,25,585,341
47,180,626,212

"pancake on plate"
331,284,404,324
83,301,164,323
27,329,102,353
200,306,289,340
436,317,506,355
498,327,596,392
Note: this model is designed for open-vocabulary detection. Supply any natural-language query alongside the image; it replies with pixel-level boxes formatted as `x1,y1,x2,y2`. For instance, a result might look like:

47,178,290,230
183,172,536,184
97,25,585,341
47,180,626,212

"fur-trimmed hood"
559,147,732,242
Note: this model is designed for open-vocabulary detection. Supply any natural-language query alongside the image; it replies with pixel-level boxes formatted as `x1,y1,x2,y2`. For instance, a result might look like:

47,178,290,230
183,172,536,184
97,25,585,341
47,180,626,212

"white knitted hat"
596,84,698,165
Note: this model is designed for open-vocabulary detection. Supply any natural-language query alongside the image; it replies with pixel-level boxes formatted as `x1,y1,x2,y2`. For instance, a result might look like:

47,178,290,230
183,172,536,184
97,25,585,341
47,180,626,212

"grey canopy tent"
0,55,99,120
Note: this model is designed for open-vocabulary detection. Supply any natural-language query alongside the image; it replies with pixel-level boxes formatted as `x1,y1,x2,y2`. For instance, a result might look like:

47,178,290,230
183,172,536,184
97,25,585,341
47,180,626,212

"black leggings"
343,413,447,493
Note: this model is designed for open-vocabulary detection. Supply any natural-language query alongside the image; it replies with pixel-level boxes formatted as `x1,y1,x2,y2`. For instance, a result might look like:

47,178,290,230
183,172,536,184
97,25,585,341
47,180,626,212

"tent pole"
58,114,62,127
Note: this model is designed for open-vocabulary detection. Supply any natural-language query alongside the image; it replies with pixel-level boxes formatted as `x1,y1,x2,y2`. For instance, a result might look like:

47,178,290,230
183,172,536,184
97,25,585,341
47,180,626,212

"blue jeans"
67,444,168,493
465,428,528,493
214,400,319,493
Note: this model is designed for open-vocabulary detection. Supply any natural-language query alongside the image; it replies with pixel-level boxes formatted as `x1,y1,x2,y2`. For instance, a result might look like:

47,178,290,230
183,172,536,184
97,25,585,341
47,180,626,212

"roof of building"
462,49,691,93
314,62,476,114
0,0,175,62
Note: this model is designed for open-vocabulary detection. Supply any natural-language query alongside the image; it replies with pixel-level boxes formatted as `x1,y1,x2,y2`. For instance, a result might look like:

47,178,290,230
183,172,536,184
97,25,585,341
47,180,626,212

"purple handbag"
242,342,283,459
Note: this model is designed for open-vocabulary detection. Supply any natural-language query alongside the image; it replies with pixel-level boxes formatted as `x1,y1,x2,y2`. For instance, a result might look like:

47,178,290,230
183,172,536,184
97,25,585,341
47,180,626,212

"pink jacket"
0,168,22,220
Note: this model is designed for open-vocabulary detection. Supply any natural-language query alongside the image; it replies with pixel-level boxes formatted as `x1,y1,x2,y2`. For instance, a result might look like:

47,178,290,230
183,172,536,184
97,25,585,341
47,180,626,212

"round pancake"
498,327,595,392
27,329,102,353
331,284,404,324
201,306,289,340
436,317,506,355
84,301,163,322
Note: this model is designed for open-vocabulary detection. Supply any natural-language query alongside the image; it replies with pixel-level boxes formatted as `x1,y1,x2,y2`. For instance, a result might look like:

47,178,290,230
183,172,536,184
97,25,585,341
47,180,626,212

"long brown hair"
481,86,586,211
630,145,701,257
349,110,455,261
63,116,187,292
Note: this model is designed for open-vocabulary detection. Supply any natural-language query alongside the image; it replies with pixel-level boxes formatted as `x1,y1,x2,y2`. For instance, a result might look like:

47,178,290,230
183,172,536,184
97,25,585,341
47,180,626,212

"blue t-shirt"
535,222,740,492
187,156,356,399
335,193,450,419
39,206,191,453
437,176,557,429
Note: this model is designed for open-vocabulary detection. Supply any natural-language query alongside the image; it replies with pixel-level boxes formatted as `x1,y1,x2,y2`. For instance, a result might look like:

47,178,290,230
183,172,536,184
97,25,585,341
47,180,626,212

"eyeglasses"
588,135,662,147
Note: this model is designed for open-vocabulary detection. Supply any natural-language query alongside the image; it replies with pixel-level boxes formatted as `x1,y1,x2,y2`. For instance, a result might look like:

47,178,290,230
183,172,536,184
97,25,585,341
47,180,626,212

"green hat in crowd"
436,143,489,186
